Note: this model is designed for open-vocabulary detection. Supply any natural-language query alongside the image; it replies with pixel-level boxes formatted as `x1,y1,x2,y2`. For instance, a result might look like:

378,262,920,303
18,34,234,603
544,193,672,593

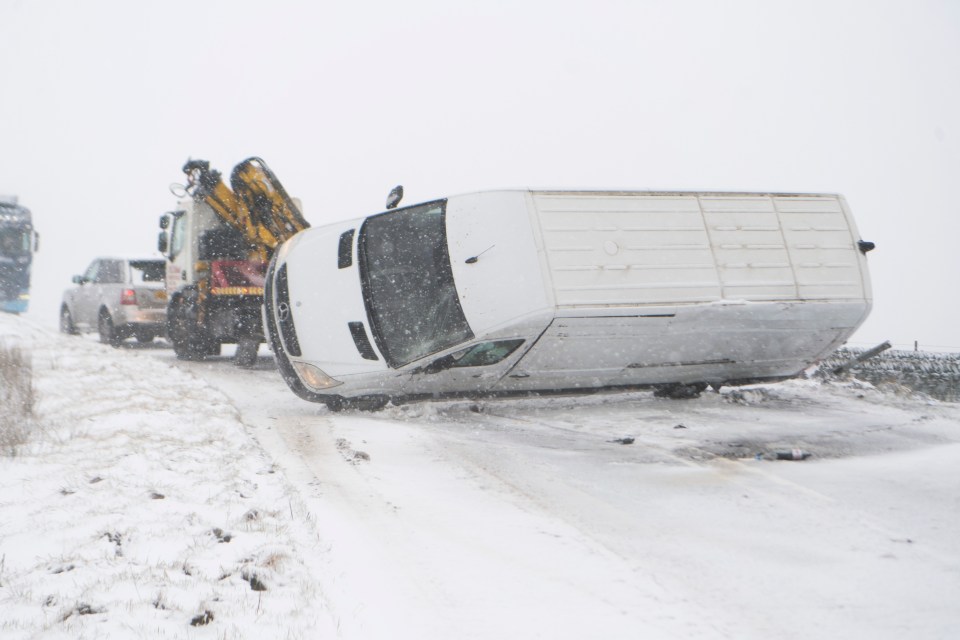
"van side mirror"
159,215,170,230
33,232,40,252
386,185,404,210
158,231,169,254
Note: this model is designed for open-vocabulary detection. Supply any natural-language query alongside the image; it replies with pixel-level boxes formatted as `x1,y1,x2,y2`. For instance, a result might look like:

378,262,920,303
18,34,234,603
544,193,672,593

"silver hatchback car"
60,257,168,346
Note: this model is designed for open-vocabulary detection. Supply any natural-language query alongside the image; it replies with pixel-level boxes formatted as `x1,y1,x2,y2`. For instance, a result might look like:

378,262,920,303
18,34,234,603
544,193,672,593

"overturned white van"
264,190,873,410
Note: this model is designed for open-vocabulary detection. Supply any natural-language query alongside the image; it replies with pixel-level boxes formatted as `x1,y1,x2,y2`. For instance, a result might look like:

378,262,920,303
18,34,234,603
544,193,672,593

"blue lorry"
0,196,38,314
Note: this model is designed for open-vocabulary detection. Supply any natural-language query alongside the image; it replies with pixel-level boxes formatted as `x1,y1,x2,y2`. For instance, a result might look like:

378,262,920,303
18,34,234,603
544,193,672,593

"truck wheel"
168,299,215,360
98,311,122,348
234,337,259,368
59,306,78,335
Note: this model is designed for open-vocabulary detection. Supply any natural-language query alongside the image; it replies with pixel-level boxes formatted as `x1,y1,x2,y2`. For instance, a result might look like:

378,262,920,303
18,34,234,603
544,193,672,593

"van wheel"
353,395,390,412
653,383,707,400
60,306,78,335
98,311,122,348
324,396,347,412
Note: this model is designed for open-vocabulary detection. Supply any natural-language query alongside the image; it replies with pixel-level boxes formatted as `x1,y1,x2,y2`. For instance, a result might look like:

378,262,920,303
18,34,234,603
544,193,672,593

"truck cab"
158,198,266,361
156,157,310,366
0,196,39,314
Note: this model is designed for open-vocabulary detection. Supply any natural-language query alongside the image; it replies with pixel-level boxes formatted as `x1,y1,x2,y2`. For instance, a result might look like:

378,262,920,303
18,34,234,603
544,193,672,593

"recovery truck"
0,196,39,314
157,157,309,366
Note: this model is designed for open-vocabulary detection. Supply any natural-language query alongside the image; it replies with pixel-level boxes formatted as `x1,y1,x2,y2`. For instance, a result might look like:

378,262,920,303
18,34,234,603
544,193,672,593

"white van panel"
530,192,868,308
495,299,867,393
533,193,720,307
446,191,551,337
776,196,867,300
699,195,796,301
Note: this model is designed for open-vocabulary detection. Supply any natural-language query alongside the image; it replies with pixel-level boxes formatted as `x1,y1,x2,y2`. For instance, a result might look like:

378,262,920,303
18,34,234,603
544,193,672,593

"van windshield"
358,200,473,368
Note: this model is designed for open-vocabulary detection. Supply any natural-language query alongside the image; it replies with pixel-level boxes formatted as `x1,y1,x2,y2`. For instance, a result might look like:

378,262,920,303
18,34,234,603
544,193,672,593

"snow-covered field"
2,311,959,639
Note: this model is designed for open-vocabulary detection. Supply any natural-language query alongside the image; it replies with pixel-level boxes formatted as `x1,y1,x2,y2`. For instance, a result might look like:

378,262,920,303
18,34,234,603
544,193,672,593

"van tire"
324,396,347,412
353,395,390,412
653,383,707,400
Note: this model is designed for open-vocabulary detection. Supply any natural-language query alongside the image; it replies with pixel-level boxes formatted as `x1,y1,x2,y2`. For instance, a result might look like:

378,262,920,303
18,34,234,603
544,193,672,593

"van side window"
449,339,524,368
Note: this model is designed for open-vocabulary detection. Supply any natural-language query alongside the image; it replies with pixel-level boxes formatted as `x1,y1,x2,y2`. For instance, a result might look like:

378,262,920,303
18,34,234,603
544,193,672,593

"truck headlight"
292,361,343,391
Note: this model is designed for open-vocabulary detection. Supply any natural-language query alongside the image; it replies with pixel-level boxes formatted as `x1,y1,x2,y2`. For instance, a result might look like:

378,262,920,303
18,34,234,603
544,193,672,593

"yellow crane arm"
182,157,309,260
230,157,310,249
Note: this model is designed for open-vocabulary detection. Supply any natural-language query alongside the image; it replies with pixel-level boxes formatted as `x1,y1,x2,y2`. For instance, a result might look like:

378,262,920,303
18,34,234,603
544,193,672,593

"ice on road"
2,312,960,639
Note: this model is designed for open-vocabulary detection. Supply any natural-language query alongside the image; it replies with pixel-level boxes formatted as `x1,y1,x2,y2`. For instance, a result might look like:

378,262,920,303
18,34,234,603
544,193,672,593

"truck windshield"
358,200,473,368
0,228,30,256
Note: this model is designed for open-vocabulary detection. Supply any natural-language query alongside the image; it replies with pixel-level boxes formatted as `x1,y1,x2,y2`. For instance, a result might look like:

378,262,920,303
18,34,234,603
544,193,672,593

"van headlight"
292,361,343,391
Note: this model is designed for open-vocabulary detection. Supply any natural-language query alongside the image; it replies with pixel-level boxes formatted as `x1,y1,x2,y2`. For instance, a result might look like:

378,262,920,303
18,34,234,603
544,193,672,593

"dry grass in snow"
0,335,34,455
0,315,336,639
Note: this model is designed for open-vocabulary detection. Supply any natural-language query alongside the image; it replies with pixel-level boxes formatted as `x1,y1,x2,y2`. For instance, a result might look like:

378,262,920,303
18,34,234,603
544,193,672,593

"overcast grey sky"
2,0,958,350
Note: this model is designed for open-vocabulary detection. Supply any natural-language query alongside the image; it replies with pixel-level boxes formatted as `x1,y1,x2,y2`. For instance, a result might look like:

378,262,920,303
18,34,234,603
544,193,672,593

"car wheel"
98,311,122,348
134,330,155,343
59,305,78,335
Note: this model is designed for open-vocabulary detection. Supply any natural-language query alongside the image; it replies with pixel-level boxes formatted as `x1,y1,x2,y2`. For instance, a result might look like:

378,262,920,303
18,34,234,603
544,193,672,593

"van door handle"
509,373,530,379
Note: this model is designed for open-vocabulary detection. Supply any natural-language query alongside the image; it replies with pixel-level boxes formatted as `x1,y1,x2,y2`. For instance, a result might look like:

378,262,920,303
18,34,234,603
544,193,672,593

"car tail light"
120,288,137,305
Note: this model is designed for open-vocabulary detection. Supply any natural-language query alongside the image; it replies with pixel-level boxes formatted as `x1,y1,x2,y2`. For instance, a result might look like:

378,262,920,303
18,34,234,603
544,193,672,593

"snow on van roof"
442,188,843,199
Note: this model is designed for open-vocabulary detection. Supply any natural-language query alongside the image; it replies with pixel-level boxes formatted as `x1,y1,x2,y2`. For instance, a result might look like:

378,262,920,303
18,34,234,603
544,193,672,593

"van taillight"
120,289,137,305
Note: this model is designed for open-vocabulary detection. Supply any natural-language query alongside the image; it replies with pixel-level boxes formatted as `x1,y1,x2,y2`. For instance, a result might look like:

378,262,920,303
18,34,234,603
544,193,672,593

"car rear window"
130,260,166,284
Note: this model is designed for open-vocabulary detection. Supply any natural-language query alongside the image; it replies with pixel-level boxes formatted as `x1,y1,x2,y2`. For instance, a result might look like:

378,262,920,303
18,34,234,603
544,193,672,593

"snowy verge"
0,314,336,639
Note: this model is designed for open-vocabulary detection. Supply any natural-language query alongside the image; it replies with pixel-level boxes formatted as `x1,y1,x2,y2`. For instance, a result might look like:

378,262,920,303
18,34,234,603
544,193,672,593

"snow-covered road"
3,312,960,639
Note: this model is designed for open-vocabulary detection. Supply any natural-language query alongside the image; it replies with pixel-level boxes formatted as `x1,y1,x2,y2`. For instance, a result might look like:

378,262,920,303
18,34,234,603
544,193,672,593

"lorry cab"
0,196,39,314
157,157,310,365
265,189,873,409
158,198,268,359
160,199,254,294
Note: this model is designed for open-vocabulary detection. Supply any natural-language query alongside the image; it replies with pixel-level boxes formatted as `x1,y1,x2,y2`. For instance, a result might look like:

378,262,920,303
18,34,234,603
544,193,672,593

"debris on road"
775,449,812,461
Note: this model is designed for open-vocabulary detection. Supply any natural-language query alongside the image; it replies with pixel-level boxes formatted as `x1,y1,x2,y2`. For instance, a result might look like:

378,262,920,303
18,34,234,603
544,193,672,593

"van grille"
348,321,379,360
275,263,302,357
338,229,355,269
